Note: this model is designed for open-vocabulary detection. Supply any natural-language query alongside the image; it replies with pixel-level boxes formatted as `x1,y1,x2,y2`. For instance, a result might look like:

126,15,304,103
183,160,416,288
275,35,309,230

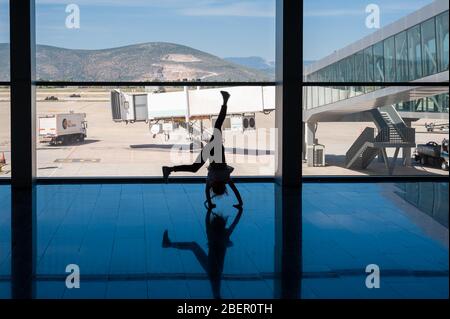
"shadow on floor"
322,154,444,176
130,144,274,155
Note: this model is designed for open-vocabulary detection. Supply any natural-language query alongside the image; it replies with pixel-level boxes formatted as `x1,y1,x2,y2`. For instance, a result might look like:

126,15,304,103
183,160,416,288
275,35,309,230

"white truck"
39,113,87,145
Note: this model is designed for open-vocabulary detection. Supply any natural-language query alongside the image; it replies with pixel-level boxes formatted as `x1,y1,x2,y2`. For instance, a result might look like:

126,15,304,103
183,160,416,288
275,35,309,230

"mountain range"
0,42,271,82
224,57,318,76
224,56,275,77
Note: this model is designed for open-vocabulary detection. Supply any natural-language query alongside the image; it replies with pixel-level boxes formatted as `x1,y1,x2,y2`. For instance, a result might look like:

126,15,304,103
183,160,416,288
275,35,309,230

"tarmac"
0,87,448,178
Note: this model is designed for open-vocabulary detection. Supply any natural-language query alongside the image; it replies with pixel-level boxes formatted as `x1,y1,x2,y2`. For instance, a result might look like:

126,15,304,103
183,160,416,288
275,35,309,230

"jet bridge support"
304,122,317,167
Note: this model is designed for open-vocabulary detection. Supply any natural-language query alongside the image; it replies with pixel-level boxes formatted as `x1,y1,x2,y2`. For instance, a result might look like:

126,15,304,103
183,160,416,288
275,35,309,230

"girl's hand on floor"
209,203,217,209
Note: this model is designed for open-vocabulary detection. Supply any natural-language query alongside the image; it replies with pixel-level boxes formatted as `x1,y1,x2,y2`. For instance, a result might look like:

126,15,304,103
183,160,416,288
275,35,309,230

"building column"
11,188,36,299
10,0,36,189
274,184,302,299
377,150,385,163
10,0,37,299
305,122,315,167
274,0,302,299
403,120,412,166
275,0,302,187
302,122,306,161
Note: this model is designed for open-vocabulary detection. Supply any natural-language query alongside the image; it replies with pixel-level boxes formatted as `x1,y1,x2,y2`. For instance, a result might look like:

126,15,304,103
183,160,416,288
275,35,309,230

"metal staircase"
346,105,416,173
380,111,402,140
345,127,376,169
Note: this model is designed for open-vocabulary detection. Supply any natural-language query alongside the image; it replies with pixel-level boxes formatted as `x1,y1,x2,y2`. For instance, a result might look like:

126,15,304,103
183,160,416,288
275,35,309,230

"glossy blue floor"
0,182,448,299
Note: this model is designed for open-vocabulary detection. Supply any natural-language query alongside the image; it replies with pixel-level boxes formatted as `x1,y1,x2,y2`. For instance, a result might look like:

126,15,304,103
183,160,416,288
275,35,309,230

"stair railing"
375,127,415,144
346,127,375,166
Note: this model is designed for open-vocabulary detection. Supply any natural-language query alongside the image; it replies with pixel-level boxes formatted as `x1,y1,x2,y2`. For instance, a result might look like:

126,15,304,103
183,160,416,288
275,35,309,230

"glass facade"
408,25,423,80
395,31,408,81
384,36,396,82
355,51,365,82
306,11,449,83
395,93,449,113
303,86,449,113
421,18,438,76
373,42,385,82
364,47,374,82
436,11,449,72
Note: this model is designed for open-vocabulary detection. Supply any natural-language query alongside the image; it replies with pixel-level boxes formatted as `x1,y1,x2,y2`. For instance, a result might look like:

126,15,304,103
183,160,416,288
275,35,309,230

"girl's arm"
227,207,243,237
228,180,243,208
205,207,212,229
205,182,216,208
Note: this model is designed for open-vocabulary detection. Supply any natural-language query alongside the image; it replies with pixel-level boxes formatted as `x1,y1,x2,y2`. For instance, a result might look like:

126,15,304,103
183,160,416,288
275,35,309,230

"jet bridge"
111,86,275,123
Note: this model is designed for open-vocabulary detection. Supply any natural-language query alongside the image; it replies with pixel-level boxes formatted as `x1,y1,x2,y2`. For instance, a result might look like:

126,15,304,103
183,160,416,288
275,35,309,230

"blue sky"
37,0,276,60
0,0,436,61
303,0,434,61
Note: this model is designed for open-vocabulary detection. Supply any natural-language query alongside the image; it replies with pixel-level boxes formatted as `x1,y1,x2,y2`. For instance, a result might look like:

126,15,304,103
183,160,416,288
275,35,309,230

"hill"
0,42,270,82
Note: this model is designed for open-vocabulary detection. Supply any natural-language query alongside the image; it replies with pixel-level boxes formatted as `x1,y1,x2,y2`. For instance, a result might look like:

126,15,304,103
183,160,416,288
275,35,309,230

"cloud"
179,2,275,18
304,0,433,17
35,0,275,18
304,9,363,17
35,0,209,8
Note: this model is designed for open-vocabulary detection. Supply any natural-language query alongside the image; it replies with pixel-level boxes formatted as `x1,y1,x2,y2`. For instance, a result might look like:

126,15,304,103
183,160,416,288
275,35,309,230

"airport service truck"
39,113,87,145
414,138,449,171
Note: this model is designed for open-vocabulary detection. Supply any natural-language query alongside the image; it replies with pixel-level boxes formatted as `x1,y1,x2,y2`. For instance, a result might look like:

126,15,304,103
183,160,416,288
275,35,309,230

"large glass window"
0,1,9,178
421,18,438,77
408,25,423,80
373,42,384,82
384,36,396,82
0,87,10,178
302,85,449,177
34,0,277,177
436,11,449,72
348,55,355,83
441,93,449,113
395,31,409,82
35,0,276,83
364,46,374,83
0,0,9,82
36,86,275,177
346,56,356,98
398,94,450,113
337,60,345,82
355,51,365,83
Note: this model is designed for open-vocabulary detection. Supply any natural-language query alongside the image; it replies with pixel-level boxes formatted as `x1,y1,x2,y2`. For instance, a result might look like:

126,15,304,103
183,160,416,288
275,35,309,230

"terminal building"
1,0,448,301
303,0,449,172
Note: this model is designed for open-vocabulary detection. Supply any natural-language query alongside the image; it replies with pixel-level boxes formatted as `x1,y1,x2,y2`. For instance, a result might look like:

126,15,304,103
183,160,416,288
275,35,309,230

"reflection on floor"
0,182,448,299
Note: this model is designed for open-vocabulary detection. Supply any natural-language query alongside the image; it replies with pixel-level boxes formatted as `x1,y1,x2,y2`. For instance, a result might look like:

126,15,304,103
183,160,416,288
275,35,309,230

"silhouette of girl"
162,207,243,299
163,91,243,209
